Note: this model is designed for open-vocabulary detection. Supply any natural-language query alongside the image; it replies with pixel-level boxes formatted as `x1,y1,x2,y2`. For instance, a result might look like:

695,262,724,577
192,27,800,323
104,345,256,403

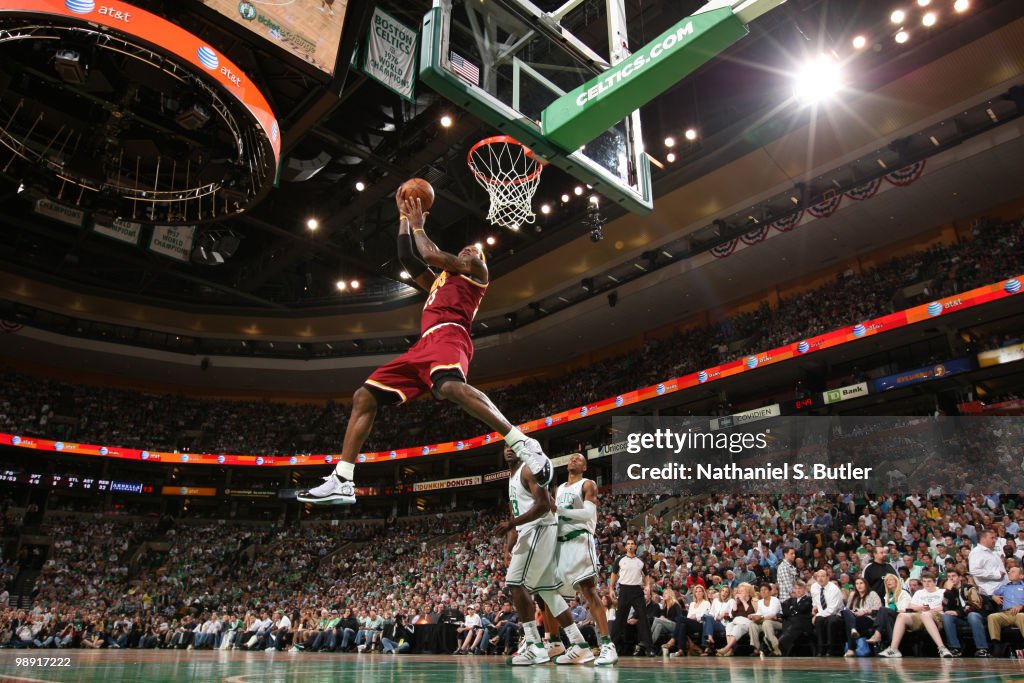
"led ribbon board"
1,276,1020,467
1,0,281,166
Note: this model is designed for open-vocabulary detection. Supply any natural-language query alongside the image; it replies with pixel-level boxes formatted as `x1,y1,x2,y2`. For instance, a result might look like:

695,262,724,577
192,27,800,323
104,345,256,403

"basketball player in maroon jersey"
298,194,549,504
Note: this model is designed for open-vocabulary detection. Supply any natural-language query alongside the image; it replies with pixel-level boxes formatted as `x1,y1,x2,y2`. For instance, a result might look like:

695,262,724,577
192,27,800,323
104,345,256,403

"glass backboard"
420,0,653,214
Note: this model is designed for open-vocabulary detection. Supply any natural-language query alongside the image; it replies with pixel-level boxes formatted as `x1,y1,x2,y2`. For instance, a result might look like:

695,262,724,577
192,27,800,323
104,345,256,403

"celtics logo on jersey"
238,2,257,21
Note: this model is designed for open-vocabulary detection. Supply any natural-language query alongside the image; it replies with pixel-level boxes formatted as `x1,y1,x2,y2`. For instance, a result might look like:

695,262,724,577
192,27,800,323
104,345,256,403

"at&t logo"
197,46,243,87
66,1,132,22
197,46,219,70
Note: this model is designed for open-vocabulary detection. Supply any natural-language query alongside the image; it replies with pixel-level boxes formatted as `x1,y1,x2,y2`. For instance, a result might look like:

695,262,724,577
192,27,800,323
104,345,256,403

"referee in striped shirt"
609,538,653,656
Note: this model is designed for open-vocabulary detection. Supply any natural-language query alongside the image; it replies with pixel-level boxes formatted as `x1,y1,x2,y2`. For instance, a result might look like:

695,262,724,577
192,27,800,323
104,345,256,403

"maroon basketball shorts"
364,323,473,404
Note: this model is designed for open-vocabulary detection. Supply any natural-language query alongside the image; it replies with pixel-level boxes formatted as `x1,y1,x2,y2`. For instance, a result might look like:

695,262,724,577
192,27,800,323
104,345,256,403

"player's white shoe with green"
545,641,565,659
555,643,595,665
595,642,618,666
511,642,550,666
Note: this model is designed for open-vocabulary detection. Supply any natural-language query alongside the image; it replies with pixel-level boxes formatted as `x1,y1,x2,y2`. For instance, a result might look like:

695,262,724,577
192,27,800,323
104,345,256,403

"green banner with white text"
542,8,746,152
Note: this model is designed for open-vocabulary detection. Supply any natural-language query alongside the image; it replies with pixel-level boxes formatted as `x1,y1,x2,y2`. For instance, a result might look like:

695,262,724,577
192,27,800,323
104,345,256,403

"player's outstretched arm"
395,196,435,292
403,197,487,283
558,477,598,523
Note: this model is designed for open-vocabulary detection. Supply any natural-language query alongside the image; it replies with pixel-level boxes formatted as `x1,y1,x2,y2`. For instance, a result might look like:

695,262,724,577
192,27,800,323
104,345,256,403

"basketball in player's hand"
399,178,435,211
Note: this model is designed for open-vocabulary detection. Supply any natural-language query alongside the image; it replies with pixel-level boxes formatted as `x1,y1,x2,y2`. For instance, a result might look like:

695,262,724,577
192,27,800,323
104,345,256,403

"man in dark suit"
774,580,814,656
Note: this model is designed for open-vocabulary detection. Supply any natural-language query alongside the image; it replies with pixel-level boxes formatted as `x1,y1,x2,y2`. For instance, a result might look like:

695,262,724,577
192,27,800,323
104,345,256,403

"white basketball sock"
503,427,526,446
563,623,586,646
335,461,355,481
522,620,541,645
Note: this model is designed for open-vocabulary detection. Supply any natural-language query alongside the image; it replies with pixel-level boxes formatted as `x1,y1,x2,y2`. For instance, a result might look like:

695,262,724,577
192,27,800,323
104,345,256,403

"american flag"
449,51,480,86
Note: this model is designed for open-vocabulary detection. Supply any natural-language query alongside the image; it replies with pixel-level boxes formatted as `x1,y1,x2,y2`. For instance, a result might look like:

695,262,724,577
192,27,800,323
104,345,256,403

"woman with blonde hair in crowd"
700,585,734,655
866,573,910,650
717,582,756,657
652,588,683,649
665,583,710,657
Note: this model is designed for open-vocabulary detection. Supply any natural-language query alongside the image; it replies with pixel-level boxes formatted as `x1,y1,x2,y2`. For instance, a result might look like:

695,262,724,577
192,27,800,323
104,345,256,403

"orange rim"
467,135,546,186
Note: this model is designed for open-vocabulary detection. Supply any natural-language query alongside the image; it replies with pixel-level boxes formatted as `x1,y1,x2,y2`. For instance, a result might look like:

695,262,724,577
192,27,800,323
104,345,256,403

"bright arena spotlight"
792,54,844,106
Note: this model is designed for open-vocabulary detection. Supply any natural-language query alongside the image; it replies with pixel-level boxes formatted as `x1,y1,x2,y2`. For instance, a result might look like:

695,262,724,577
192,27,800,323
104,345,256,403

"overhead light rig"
0,2,281,225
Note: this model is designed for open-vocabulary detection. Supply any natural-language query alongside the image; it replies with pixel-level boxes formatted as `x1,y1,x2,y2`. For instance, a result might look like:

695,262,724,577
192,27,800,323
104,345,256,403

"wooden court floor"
1,651,1024,682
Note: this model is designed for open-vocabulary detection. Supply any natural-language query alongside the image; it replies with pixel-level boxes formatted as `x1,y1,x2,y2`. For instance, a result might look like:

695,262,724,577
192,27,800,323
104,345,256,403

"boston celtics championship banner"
93,218,142,245
149,225,195,262
363,7,417,101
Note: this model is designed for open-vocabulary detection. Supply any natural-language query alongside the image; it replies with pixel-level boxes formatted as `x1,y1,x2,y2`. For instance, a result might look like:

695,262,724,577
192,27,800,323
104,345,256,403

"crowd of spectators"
0,493,645,652
1,219,1022,457
3,485,1024,658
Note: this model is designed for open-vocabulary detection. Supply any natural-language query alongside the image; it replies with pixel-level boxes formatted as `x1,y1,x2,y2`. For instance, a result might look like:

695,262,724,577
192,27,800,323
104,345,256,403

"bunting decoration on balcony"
770,210,803,233
740,224,771,245
710,239,739,259
807,193,843,219
885,159,926,186
845,177,883,201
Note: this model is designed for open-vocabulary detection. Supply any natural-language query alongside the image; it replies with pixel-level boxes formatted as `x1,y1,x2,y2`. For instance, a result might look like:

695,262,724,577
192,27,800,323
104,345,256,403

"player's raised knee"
352,386,378,412
433,375,468,402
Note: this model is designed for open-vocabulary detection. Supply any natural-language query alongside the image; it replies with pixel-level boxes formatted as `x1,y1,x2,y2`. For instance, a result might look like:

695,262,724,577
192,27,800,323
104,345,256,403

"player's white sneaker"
545,641,565,659
595,642,618,666
509,438,552,486
512,643,550,666
555,644,595,665
296,474,356,505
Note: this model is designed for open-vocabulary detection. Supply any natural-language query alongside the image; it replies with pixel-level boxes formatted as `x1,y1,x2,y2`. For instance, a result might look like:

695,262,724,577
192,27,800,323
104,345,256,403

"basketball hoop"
467,135,546,230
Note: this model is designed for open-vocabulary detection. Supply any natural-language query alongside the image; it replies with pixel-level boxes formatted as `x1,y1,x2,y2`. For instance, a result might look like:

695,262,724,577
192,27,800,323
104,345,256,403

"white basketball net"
467,136,545,230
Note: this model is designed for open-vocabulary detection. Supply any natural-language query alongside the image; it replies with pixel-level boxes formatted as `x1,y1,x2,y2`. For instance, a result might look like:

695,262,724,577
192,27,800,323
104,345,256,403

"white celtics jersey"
556,477,596,536
509,464,556,533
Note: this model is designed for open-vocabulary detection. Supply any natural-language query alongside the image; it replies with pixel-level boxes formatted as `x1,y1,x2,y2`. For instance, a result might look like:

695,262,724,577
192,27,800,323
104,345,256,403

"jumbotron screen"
198,0,349,74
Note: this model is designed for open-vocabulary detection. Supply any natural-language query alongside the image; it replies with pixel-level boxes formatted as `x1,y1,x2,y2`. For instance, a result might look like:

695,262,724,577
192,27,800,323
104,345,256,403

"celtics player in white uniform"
495,446,591,666
553,453,617,665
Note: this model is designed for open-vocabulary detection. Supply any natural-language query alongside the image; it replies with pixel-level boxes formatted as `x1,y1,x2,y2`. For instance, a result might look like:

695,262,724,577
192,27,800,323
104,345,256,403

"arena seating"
2,489,1023,657
0,218,1021,456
